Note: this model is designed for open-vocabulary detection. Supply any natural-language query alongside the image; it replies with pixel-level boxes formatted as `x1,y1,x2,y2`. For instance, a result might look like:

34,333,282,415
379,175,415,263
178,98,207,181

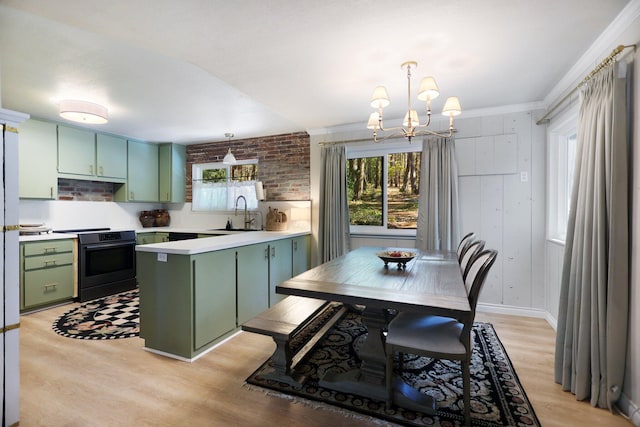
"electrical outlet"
157,252,168,262
520,171,528,182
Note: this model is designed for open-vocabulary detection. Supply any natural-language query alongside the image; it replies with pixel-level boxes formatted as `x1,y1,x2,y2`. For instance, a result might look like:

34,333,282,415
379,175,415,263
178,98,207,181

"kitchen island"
135,230,311,361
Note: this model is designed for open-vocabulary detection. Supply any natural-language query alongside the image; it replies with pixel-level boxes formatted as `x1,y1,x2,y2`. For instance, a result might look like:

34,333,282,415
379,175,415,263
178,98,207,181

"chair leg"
462,359,471,426
385,345,393,410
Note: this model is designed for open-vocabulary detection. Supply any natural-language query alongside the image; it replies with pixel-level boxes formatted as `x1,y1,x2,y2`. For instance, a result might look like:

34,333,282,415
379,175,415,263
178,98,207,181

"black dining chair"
459,239,485,280
385,249,498,427
456,232,475,261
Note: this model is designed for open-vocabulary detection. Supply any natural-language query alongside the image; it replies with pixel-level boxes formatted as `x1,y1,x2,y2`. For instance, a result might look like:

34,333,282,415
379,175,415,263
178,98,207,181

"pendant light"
222,132,236,164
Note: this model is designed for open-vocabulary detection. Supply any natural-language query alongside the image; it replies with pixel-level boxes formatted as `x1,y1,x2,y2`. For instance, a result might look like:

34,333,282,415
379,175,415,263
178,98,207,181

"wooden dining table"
276,246,470,413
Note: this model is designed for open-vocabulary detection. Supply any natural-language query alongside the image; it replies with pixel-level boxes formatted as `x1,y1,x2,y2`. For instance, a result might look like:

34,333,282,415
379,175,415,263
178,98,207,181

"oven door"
80,241,136,289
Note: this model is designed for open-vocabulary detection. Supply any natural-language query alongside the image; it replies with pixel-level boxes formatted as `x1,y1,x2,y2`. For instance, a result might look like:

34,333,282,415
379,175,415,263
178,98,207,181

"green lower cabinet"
268,239,292,307
292,235,310,276
20,239,75,311
236,244,269,325
137,248,236,359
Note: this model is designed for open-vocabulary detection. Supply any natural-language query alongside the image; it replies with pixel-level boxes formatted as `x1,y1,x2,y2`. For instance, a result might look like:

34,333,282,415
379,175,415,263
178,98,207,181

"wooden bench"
242,295,346,388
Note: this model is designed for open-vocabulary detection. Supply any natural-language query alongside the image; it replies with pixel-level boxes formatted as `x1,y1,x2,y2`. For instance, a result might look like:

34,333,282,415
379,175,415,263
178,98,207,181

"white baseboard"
476,302,559,331
617,392,640,426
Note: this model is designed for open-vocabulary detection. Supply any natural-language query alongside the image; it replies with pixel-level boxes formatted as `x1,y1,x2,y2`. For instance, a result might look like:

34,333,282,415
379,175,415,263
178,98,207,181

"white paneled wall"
318,109,547,312
455,111,545,309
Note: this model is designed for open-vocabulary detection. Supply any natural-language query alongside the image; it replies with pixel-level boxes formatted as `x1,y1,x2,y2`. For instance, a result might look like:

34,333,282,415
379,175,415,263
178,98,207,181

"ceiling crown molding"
543,0,640,108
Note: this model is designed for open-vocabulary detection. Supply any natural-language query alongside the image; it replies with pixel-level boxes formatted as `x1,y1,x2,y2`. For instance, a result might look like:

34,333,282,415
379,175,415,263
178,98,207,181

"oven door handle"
83,242,136,250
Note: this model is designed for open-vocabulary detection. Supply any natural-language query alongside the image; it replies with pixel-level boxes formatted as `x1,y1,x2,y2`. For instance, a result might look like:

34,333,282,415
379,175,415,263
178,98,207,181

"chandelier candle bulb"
367,61,461,142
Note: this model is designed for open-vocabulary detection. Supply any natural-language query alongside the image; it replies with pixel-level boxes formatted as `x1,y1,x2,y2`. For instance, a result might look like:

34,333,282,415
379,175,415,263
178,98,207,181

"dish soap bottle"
225,218,232,230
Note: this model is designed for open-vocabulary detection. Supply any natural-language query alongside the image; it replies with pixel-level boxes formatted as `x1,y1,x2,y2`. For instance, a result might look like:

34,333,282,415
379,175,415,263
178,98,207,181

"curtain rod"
317,130,456,146
536,44,636,125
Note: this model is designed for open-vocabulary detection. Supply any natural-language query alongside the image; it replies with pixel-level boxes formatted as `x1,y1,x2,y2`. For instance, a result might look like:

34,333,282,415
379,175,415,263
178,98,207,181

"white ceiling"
0,0,631,144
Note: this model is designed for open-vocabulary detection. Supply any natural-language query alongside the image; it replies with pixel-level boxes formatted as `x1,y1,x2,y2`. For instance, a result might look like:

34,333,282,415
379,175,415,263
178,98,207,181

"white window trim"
191,159,259,211
546,105,578,243
346,139,421,236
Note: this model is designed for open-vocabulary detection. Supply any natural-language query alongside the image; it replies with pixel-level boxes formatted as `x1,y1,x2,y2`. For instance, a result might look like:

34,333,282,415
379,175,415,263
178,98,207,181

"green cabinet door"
96,134,127,180
193,250,236,349
115,140,159,202
57,125,96,176
292,235,310,276
269,239,293,307
236,244,269,325
159,143,186,203
19,119,58,199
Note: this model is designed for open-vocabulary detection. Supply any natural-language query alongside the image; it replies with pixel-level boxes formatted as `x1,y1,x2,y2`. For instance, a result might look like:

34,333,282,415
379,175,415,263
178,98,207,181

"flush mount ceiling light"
59,99,109,124
222,132,237,165
367,61,461,142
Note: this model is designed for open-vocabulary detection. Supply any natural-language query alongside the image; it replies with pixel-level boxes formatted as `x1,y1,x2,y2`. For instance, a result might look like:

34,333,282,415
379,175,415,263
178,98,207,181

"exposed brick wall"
58,179,114,202
186,132,310,202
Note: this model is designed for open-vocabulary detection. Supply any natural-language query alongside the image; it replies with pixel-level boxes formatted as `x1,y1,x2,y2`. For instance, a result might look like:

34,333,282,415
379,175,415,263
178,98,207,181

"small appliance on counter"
19,223,51,235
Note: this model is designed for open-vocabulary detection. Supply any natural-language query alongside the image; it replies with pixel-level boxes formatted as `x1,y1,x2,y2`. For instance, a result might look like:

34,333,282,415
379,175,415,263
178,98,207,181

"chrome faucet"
234,195,254,229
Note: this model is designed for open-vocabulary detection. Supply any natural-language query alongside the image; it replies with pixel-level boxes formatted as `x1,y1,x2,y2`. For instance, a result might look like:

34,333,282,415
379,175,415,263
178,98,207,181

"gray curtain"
554,62,631,410
415,136,461,251
318,144,350,263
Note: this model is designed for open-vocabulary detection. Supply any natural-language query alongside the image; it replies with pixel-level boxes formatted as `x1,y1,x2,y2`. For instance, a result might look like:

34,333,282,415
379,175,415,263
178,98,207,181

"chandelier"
367,61,461,142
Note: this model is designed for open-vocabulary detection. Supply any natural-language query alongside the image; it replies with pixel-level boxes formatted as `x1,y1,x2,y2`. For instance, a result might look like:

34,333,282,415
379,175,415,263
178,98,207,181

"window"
347,142,421,234
547,106,578,242
192,160,259,211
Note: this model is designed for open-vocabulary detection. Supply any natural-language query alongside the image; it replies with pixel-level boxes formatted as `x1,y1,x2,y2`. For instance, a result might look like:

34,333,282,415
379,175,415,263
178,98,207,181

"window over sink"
192,160,260,211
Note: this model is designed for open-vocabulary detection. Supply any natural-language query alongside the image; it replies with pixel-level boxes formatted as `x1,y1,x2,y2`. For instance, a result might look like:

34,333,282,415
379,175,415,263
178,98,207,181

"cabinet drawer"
23,252,73,271
23,266,74,308
23,239,73,256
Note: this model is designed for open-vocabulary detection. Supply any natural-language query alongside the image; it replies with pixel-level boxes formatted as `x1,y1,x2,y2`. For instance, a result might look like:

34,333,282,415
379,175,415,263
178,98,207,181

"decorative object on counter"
139,211,155,228
18,223,52,235
52,290,139,340
153,209,171,227
247,311,540,427
266,207,288,231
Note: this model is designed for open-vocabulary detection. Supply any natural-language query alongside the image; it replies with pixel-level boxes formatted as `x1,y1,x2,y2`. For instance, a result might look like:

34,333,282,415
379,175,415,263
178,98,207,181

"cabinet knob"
130,191,135,200
99,166,104,175
264,248,269,259
44,260,57,267
89,165,94,174
271,247,276,257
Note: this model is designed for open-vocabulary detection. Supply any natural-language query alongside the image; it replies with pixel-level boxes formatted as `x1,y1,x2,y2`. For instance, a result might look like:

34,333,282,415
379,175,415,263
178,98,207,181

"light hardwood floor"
19,303,632,426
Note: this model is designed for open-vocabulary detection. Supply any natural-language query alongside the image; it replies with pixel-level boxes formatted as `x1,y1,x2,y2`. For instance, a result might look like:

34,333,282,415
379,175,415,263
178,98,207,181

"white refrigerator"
1,108,28,427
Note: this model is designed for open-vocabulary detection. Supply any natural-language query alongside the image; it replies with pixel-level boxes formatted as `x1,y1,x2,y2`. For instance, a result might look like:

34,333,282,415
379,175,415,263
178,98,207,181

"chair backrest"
456,232,475,260
459,239,484,280
464,249,498,313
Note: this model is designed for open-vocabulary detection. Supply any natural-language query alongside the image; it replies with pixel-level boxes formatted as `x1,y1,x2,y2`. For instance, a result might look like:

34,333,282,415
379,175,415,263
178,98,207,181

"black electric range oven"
55,228,137,302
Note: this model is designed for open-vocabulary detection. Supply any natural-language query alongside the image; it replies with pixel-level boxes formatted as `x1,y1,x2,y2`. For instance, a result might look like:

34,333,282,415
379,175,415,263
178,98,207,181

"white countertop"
135,229,310,255
19,232,78,242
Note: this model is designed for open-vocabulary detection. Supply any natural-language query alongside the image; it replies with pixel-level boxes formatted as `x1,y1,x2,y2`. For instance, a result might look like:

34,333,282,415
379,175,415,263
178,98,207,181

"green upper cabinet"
57,125,126,183
159,143,186,203
19,119,58,199
114,140,159,202
96,134,127,179
57,125,96,177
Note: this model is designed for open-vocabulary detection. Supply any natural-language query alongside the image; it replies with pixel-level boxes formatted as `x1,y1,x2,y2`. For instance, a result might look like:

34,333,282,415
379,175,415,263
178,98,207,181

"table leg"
318,306,436,414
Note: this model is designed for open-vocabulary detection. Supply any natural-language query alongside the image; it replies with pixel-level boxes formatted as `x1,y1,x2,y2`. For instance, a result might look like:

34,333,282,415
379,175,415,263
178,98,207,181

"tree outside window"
347,150,421,230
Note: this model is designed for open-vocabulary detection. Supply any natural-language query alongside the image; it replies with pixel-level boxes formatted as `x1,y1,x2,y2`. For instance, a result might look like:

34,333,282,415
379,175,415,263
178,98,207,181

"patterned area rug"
52,290,139,340
247,311,540,427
